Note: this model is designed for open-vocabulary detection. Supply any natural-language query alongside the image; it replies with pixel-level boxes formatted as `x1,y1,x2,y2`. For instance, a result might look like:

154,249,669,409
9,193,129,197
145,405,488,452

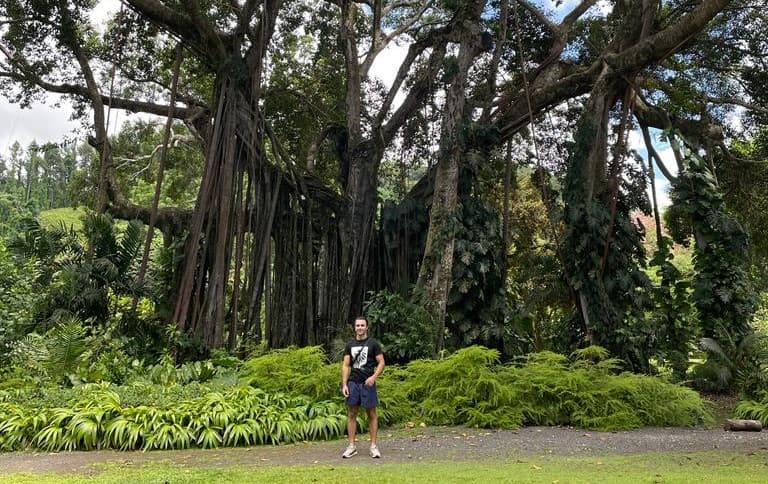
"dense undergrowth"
734,392,768,424
0,346,711,452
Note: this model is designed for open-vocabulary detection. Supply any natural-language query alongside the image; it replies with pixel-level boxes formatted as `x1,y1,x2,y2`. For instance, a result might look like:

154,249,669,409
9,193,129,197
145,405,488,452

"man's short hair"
354,316,368,326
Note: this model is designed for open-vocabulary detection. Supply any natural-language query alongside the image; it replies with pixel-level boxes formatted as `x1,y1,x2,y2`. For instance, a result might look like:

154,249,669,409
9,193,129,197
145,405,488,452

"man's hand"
364,376,376,387
342,383,350,396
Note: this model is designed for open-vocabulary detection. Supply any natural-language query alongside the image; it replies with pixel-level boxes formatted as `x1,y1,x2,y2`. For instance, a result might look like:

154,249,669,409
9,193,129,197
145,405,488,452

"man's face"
354,318,368,338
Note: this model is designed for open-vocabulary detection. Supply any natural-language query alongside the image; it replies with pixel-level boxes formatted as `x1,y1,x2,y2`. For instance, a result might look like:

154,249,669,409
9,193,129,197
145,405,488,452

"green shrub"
507,347,710,430
0,241,36,362
688,329,768,396
143,357,218,385
734,395,768,424
5,317,151,386
397,345,709,431
240,346,339,401
365,289,435,363
0,345,714,452
374,366,416,426
403,346,523,429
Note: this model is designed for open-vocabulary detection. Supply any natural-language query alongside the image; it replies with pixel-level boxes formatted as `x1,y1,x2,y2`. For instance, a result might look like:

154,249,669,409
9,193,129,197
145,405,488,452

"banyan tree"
2,0,763,359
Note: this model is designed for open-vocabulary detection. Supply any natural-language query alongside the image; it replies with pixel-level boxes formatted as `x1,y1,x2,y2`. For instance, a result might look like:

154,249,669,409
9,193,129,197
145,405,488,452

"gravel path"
2,425,768,475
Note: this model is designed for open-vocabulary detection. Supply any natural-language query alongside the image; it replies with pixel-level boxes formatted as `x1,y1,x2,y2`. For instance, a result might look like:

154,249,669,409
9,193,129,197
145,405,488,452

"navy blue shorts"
345,381,379,408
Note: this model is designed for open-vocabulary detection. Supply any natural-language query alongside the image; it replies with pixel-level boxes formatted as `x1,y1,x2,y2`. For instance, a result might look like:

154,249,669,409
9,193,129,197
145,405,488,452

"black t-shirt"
344,337,383,383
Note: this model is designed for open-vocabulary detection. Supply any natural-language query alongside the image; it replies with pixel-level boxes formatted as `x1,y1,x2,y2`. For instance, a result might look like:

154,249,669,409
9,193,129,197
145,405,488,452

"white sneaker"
370,445,381,458
342,444,358,458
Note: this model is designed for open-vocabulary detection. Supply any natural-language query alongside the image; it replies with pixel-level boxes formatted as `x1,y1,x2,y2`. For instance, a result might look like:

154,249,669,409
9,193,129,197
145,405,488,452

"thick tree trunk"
562,70,624,347
339,141,382,327
417,1,486,353
173,80,241,349
418,150,459,353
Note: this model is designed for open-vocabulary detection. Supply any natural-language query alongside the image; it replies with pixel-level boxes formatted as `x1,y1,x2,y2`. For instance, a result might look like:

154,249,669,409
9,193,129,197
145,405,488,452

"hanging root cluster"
171,77,349,355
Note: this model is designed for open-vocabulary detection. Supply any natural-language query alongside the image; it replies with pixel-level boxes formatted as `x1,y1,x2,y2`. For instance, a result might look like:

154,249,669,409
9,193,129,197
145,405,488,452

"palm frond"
115,220,144,274
45,316,89,379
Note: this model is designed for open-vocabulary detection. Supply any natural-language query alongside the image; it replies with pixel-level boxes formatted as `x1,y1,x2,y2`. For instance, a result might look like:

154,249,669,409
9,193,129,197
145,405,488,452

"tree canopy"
2,0,766,369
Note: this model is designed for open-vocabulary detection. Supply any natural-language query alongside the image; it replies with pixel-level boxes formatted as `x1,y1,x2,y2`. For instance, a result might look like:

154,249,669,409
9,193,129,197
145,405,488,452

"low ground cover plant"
0,384,346,451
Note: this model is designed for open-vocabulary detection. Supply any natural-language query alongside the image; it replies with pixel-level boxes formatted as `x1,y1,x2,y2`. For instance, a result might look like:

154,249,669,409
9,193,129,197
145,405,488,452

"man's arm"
365,353,385,387
341,354,352,396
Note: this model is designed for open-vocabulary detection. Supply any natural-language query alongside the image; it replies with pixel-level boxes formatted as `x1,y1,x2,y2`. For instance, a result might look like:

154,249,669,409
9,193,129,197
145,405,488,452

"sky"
627,130,677,209
0,0,674,207
0,98,84,152
0,0,122,156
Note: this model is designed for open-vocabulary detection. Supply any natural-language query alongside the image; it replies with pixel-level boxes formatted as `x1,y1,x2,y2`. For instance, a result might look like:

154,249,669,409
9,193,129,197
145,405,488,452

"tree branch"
125,0,229,67
0,71,205,119
705,95,768,114
495,0,733,142
640,122,677,183
360,0,430,78
604,0,733,76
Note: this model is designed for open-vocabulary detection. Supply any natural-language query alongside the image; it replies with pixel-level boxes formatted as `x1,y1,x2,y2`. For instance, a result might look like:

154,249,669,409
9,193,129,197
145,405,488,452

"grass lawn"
3,449,768,483
39,207,87,231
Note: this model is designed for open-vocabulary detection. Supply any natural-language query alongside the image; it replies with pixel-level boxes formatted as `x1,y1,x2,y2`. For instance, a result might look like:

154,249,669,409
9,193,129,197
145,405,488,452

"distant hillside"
39,207,86,231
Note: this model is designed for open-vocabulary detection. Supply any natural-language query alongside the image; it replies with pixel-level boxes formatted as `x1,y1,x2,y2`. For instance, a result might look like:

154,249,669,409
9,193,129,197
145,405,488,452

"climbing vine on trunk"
563,111,654,371
669,148,757,341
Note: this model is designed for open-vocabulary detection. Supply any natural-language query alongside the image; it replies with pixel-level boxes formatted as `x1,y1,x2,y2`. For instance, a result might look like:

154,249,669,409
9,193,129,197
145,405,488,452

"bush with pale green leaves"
398,346,710,431
734,389,768,424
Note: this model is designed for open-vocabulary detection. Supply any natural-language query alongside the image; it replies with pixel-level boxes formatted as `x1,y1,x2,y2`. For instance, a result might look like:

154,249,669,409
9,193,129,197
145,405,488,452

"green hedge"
0,345,712,452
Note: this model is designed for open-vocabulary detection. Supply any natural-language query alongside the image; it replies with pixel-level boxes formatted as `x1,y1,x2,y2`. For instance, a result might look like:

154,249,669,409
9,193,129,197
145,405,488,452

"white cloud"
542,0,609,20
652,179,673,212
654,146,678,179
90,0,120,27
0,0,123,157
627,129,644,152
0,93,135,158
369,42,409,89
0,97,82,156
725,105,746,135
647,144,678,212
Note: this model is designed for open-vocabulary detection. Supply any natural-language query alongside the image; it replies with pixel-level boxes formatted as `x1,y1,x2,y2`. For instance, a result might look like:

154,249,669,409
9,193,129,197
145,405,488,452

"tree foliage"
1,0,767,378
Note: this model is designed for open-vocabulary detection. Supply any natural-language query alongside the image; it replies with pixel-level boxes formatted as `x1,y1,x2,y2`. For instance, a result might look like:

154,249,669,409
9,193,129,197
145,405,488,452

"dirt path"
2,425,768,476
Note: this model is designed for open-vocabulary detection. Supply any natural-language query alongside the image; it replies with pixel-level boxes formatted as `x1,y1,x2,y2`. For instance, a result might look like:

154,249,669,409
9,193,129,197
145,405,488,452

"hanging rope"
513,2,595,340
96,0,127,214
131,43,185,313
512,2,558,244
600,84,636,275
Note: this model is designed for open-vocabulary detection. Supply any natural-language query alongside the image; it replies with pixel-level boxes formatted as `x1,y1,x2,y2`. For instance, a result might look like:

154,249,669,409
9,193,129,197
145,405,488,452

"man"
341,316,385,458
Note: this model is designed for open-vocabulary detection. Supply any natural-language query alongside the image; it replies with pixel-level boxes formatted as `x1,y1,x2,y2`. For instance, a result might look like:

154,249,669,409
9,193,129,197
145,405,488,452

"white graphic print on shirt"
352,345,369,369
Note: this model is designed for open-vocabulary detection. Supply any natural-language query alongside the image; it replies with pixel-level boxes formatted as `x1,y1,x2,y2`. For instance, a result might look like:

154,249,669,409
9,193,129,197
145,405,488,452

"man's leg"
361,383,381,457
365,406,378,446
347,405,359,445
342,404,360,458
